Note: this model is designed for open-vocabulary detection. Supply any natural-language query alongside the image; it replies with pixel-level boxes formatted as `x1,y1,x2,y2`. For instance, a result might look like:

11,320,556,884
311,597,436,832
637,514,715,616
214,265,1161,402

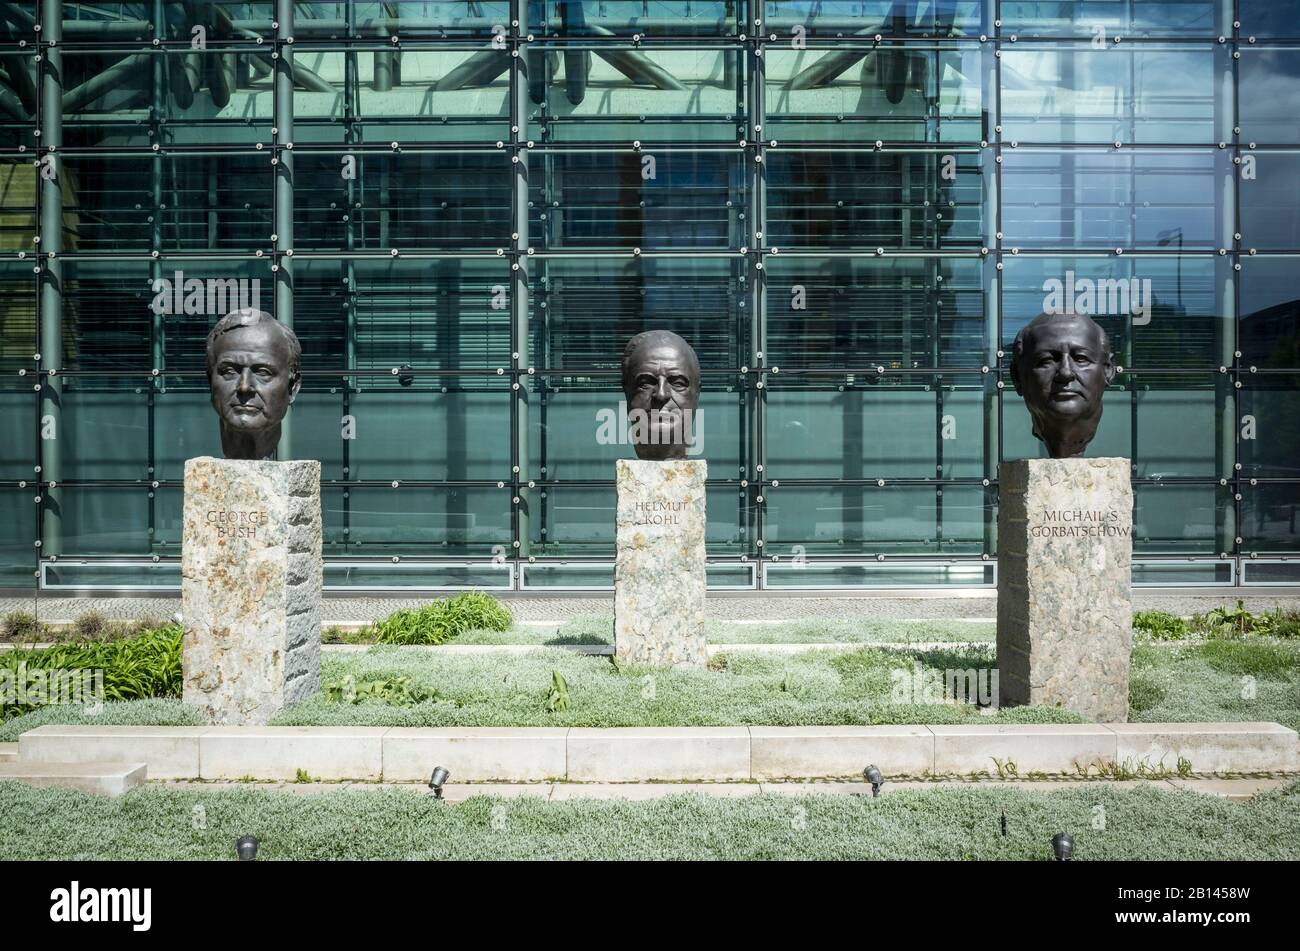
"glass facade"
1,1,1297,593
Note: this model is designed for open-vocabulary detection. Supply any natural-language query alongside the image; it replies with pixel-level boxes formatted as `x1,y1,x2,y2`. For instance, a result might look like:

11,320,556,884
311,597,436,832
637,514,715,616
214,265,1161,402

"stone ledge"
568,727,750,782
0,760,146,797
382,727,568,783
11,723,1298,781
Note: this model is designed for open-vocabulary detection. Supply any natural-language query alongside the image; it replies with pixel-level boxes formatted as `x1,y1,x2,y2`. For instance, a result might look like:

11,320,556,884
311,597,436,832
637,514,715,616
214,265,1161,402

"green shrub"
1194,601,1256,639
0,612,38,640
373,592,512,646
72,611,109,640
0,624,183,721
373,605,455,645
323,674,431,706
544,670,570,712
1254,607,1300,639
1133,610,1189,640
440,591,513,636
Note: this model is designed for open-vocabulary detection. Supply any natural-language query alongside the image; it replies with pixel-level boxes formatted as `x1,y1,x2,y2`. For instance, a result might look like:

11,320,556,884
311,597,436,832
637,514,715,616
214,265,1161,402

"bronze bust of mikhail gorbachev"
1010,311,1116,459
620,330,702,461
205,308,302,461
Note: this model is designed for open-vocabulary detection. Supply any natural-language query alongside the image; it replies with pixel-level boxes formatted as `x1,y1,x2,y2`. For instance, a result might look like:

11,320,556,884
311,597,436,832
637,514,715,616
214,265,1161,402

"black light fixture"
1000,811,1007,836
236,835,259,861
428,766,450,799
397,364,415,387
1051,832,1074,861
863,765,884,798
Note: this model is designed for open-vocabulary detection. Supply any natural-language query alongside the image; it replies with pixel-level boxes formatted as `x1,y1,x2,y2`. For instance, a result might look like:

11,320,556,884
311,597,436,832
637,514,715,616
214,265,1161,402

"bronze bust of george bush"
205,309,302,461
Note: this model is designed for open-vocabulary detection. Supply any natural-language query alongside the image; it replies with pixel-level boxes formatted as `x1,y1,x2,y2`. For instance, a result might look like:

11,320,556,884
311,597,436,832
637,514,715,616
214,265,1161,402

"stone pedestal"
182,457,322,725
614,458,707,667
997,457,1133,722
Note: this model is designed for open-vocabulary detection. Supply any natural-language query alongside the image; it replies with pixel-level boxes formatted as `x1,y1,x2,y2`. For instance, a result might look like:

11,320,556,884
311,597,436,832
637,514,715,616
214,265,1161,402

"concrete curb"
14,722,1299,782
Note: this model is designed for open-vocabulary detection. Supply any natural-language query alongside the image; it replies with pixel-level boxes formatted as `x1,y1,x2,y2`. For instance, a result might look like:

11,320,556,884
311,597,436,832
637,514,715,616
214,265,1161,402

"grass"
434,616,995,647
1,779,1297,860
1127,639,1300,732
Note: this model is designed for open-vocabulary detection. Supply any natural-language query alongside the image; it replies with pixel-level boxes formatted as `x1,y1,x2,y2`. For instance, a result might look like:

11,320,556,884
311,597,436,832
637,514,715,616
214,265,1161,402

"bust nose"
236,368,256,397
653,374,669,403
1055,356,1078,382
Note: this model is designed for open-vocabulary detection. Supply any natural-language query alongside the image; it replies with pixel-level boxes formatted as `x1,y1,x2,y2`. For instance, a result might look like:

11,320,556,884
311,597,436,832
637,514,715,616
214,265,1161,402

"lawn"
3,636,1297,738
2,779,1297,861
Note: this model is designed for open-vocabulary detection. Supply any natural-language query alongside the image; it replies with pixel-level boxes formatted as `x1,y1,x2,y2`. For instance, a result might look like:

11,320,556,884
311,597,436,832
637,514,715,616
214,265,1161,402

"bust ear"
288,370,302,404
1103,352,1116,386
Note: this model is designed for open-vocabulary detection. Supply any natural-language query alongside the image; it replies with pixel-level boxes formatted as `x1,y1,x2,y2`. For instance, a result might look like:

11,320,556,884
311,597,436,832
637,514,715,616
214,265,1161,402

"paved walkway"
3,592,1298,625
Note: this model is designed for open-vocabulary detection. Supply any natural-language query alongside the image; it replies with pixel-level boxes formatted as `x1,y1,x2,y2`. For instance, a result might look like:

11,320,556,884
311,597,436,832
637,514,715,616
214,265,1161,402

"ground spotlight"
863,764,883,798
236,835,259,861
1051,832,1074,861
1000,811,1007,836
429,766,450,799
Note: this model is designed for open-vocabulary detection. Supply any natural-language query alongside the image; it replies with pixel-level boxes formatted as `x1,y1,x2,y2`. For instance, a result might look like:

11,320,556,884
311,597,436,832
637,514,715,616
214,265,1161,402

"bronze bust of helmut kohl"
205,309,302,461
1010,311,1116,459
621,330,701,461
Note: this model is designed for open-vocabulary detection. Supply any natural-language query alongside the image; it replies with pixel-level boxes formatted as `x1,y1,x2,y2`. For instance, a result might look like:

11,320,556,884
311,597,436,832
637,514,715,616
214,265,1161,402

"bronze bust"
1010,312,1116,459
205,309,302,460
621,330,701,461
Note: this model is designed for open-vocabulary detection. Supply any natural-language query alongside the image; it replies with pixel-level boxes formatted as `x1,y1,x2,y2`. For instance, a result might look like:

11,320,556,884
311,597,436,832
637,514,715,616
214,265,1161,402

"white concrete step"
0,760,146,796
0,743,17,762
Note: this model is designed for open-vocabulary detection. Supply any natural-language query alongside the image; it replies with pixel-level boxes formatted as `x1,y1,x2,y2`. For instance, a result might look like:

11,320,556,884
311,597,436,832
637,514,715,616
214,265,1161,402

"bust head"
205,309,302,460
1010,312,1115,459
621,330,701,461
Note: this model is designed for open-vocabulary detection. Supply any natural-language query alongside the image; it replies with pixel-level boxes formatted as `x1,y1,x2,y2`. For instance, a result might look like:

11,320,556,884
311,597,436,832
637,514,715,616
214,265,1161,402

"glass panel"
61,258,276,373
291,2,510,39
528,149,745,250
0,158,38,254
0,1,37,45
764,43,987,144
293,46,512,145
294,257,513,372
526,46,742,143
0,258,36,373
0,486,36,587
1001,254,1229,369
62,49,274,149
528,373,747,481
0,377,34,480
1240,255,1300,370
1240,48,1300,146
1241,484,1300,552
529,256,748,370
1000,1,1228,38
1239,150,1300,251
762,1,988,37
764,483,987,554
0,51,37,149
294,151,512,252
765,255,987,368
60,2,276,42
534,1,739,37
1239,1,1300,40
1000,148,1226,250
765,377,986,480
1133,483,1220,554
61,153,273,253
1001,44,1227,145
50,484,181,556
345,375,512,482
324,485,511,556
1239,375,1300,480
766,149,985,250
